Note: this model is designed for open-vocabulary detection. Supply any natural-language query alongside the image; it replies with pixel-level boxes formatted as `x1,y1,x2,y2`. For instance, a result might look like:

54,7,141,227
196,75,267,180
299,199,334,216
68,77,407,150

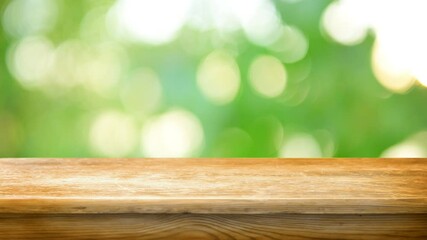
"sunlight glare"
110,0,192,45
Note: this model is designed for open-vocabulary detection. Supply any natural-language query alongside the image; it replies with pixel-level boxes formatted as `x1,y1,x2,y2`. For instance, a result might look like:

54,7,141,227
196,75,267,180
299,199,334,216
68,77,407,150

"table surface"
0,158,426,214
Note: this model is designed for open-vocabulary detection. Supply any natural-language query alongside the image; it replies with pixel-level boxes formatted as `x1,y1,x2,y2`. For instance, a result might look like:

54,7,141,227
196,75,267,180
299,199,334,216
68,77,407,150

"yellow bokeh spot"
371,41,415,93
141,109,204,157
8,36,54,89
89,111,138,157
279,133,322,158
197,50,240,105
321,0,368,45
249,55,287,98
381,131,427,158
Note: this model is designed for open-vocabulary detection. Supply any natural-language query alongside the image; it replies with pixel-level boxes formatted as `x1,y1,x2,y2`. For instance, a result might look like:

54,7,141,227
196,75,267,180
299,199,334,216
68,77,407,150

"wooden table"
0,158,426,239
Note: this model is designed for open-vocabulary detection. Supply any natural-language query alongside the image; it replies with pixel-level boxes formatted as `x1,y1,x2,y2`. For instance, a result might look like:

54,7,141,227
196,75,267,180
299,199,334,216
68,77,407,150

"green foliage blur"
1,0,427,158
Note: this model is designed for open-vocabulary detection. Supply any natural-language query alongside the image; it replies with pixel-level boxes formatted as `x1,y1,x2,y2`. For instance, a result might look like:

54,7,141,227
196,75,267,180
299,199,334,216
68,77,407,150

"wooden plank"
1,213,426,240
1,158,426,214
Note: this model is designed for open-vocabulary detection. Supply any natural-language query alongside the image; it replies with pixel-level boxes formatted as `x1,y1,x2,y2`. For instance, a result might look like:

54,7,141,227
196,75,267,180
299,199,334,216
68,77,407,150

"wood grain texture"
1,213,426,240
1,158,427,239
1,158,426,214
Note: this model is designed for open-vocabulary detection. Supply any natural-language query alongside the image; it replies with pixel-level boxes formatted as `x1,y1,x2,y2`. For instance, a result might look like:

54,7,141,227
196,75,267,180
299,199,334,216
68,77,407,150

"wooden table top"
0,158,426,214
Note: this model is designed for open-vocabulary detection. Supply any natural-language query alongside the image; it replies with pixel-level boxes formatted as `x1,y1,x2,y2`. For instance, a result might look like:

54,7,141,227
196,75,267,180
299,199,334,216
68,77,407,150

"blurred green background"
1,0,427,158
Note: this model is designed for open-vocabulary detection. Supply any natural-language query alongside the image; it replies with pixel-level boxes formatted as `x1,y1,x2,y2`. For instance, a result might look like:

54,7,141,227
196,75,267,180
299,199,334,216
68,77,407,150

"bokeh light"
79,43,126,96
249,55,287,98
89,111,138,157
187,0,283,46
322,0,427,93
235,0,283,46
7,36,54,89
280,133,322,158
197,50,240,105
2,0,57,38
109,0,192,45
381,131,427,158
371,42,415,93
141,109,204,157
321,0,368,46
269,25,309,63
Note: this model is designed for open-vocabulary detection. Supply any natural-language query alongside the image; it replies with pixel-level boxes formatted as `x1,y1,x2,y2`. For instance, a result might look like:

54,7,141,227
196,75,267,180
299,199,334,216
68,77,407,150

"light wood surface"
1,158,427,239
0,158,426,214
